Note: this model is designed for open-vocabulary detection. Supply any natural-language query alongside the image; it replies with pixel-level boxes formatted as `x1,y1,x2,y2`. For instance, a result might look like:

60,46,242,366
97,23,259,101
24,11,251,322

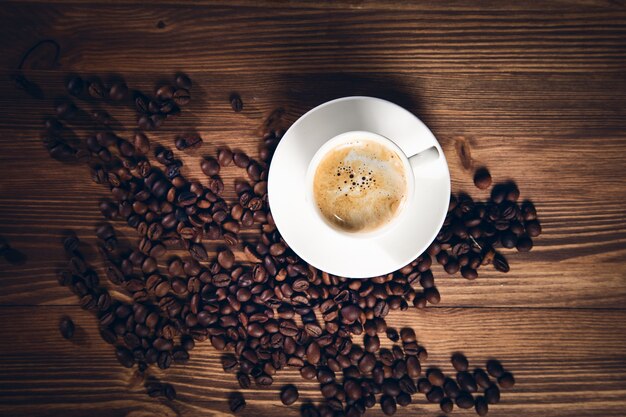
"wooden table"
1,1,625,416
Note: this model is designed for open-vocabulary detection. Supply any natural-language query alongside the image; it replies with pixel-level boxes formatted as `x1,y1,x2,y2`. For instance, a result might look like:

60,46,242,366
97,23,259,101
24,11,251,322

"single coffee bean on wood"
228,393,246,413
59,317,75,339
230,94,243,112
280,384,299,405
473,167,492,190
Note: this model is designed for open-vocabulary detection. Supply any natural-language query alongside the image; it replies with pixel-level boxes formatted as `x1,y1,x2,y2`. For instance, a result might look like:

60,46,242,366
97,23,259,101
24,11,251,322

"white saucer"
268,97,450,278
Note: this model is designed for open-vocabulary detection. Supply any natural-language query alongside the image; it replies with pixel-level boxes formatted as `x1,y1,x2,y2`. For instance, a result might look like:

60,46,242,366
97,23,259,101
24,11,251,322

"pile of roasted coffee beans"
428,175,541,280
417,354,515,416
45,73,530,416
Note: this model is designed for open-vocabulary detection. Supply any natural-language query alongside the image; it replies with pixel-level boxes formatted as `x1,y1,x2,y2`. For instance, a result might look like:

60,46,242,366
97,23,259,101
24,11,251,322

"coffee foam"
313,140,407,233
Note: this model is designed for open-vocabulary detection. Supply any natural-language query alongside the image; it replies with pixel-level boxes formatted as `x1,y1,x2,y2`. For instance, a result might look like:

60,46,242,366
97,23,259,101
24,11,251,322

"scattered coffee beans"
44,72,529,417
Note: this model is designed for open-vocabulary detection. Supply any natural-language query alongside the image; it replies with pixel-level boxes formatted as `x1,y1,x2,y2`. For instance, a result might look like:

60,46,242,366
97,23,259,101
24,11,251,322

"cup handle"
408,146,440,170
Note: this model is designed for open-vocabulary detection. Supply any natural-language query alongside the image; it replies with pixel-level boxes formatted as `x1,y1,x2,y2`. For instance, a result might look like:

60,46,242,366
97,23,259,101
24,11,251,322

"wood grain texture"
0,1,625,417
1,3,626,74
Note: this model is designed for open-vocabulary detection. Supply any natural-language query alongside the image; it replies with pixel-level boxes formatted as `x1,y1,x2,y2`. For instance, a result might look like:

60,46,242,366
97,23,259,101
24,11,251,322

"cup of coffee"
306,130,439,238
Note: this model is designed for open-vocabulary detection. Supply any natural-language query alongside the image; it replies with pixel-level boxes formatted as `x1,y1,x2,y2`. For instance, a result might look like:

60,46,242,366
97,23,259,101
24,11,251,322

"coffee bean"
233,152,250,168
468,371,487,392
230,94,243,112
455,391,474,409
385,328,399,342
156,351,173,369
345,378,362,400
217,249,235,269
56,101,77,119
491,185,507,204
424,287,441,304
198,156,222,177
380,395,396,416
443,378,460,399
457,371,478,393
109,82,128,101
460,266,478,280
485,384,500,404
155,85,175,101
396,392,411,407
306,341,321,364
522,201,537,220
173,88,191,106
449,353,468,372
473,167,492,190
427,368,445,386
88,79,106,99
247,163,262,181
146,381,163,397
362,334,379,354
516,235,533,252
398,328,414,343
406,356,421,378
163,383,176,401
426,386,444,403
341,305,360,323
66,76,84,96
399,375,417,394
498,372,515,388
280,384,299,405
189,243,209,262
175,73,192,89
492,252,510,273
300,364,316,379
486,360,504,378
358,353,376,374
444,259,459,274
475,396,488,415
279,320,299,337
417,378,432,394
116,346,135,368
236,372,251,389
59,317,75,339
506,185,520,202
175,134,203,151
440,397,454,413
255,372,273,386
525,219,541,237
228,393,246,413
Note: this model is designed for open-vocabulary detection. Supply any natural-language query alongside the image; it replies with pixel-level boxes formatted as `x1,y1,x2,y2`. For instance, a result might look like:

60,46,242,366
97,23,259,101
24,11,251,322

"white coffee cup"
305,130,440,239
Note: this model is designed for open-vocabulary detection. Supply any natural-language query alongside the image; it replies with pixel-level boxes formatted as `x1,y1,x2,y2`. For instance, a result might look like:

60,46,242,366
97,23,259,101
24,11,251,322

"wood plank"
1,4,625,74
8,0,626,11
2,71,626,136
0,306,625,417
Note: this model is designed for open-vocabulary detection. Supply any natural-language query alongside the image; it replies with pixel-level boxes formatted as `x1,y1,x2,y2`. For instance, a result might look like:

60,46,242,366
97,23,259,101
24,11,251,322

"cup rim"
305,130,415,239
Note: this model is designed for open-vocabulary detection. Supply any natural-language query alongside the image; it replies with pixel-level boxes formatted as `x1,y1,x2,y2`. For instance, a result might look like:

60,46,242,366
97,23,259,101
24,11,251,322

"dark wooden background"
1,1,625,416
